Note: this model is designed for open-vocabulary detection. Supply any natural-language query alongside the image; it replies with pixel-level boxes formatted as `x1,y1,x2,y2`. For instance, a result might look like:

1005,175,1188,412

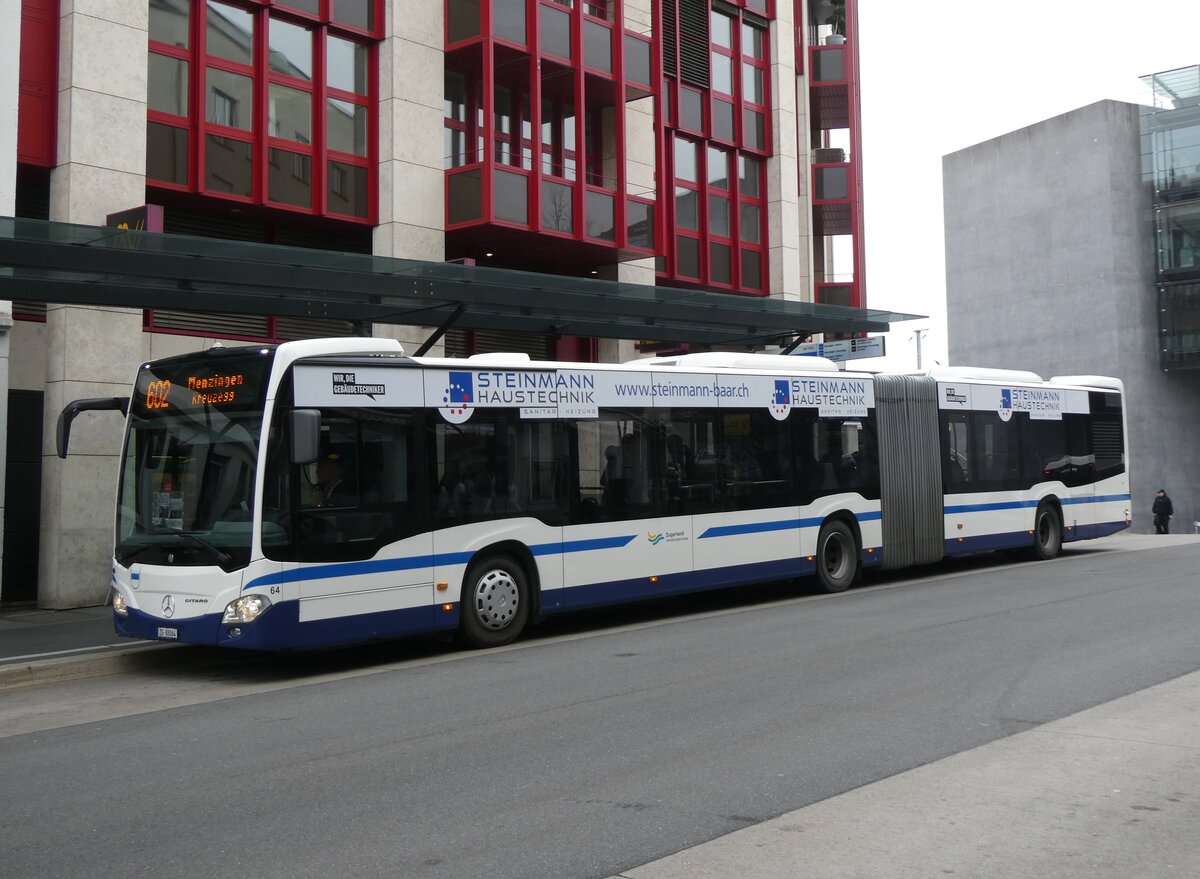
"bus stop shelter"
0,217,922,353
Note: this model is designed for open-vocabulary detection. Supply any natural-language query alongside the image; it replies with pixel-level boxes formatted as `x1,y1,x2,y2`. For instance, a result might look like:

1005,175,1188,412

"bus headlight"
112,589,129,616
222,594,272,624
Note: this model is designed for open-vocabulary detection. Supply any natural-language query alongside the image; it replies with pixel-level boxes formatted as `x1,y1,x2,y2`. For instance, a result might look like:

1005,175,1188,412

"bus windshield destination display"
132,353,271,417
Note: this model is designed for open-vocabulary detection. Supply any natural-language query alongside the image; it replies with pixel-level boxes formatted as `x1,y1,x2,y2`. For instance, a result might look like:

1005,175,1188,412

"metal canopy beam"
0,218,923,346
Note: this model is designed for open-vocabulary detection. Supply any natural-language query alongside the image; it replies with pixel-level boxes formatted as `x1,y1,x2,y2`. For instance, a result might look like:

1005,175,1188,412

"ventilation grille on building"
275,316,359,340
13,302,47,321
150,311,272,338
148,311,356,341
678,0,711,88
446,328,554,360
662,0,678,77
813,148,846,163
163,211,371,253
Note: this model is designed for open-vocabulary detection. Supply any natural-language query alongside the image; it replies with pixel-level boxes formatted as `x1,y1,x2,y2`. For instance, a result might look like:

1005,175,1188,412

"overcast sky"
854,0,1200,370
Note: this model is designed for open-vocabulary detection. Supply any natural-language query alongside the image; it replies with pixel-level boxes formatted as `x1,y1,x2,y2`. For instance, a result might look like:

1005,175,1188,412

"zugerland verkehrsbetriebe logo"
332,372,385,400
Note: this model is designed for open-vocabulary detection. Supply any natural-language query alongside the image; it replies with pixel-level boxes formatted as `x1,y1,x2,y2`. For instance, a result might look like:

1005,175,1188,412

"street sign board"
791,336,886,362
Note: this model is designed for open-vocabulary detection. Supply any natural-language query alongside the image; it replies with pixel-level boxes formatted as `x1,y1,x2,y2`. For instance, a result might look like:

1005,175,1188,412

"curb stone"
0,645,193,690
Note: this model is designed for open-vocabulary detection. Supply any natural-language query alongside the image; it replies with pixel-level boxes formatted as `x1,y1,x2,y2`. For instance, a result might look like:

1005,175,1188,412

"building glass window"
146,0,378,221
150,0,190,48
207,1,254,65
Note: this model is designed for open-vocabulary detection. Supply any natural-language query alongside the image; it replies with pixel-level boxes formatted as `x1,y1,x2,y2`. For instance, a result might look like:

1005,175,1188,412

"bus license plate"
157,627,179,640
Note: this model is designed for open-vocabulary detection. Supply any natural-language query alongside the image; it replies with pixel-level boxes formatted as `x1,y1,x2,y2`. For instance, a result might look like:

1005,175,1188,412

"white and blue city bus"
57,338,1130,651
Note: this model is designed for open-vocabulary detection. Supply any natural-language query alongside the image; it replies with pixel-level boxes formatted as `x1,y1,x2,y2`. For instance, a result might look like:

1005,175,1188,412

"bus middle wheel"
815,520,858,593
1028,503,1062,561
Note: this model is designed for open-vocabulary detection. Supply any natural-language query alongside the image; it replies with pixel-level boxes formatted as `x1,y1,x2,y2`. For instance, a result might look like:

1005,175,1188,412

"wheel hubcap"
1038,514,1053,547
824,534,850,579
474,569,520,630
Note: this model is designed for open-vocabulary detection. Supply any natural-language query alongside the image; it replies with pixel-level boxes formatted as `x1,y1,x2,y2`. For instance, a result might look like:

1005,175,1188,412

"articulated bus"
58,338,1130,651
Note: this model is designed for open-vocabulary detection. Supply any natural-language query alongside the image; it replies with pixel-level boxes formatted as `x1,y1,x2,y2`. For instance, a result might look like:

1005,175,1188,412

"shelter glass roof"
0,217,922,348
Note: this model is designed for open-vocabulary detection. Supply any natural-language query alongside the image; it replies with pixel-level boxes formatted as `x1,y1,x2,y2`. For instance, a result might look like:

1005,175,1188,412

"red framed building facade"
13,0,870,336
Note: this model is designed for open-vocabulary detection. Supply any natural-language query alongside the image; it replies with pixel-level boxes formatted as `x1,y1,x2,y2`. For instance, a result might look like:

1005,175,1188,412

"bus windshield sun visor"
57,397,130,458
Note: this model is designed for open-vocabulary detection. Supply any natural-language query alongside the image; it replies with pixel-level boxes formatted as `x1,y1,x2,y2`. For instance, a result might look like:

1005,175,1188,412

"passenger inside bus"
315,451,356,507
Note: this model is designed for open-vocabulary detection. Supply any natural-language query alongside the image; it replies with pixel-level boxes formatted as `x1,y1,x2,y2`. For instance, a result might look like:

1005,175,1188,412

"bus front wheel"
815,520,858,593
460,554,531,648
1028,503,1062,561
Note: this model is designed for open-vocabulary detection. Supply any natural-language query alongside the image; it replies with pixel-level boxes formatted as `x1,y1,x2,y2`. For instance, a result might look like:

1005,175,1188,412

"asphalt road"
3,541,1199,879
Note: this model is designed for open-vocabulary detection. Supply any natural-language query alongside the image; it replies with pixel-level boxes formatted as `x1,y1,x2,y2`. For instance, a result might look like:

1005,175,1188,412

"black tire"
815,520,858,593
1028,503,1062,561
459,554,531,648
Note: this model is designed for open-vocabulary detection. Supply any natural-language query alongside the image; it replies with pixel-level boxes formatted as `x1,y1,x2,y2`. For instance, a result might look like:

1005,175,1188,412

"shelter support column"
768,4,806,302
372,0,445,355
595,260,654,364
41,0,148,607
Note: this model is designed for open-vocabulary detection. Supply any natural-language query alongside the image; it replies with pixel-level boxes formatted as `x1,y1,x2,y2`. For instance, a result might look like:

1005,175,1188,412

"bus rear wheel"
815,520,858,593
460,554,531,648
1027,503,1062,561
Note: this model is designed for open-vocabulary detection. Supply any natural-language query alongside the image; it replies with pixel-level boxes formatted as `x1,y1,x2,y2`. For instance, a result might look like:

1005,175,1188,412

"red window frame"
147,0,196,190
737,16,770,156
323,31,372,219
737,153,764,291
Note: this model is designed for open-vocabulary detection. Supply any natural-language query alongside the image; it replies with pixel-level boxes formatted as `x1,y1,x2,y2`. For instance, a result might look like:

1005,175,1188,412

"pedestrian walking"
1152,488,1174,534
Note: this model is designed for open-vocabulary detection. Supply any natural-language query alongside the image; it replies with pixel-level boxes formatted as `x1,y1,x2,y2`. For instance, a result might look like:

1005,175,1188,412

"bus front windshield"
115,349,274,571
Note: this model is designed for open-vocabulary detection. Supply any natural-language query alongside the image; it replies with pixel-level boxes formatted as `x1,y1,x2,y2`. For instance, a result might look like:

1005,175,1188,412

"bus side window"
943,414,969,491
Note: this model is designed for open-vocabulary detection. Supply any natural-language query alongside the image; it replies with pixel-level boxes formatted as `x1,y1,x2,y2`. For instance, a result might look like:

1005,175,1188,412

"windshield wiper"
138,524,235,567
115,543,160,565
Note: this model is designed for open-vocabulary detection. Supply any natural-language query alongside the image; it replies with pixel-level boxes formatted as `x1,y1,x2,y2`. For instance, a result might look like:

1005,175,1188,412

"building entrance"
3,389,43,604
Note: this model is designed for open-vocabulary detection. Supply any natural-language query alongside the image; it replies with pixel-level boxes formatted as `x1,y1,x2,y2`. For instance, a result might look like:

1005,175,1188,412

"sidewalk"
0,603,174,687
608,669,1200,878
0,604,127,663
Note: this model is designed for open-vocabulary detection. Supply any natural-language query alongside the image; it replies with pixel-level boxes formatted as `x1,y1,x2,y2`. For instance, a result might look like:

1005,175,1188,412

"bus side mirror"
57,397,130,458
290,409,321,464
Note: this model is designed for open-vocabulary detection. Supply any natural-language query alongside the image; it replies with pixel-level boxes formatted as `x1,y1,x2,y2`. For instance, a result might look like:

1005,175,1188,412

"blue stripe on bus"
530,535,638,555
699,510,881,540
1062,493,1132,505
945,493,1131,515
944,500,1038,514
243,535,637,591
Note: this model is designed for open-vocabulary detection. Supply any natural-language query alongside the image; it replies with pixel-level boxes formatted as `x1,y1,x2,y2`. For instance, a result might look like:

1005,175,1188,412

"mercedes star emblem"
162,595,175,617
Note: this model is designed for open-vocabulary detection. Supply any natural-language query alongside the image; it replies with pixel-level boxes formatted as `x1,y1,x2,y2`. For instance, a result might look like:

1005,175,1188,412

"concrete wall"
944,100,1199,534
372,0,444,356
37,0,148,607
768,7,803,301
